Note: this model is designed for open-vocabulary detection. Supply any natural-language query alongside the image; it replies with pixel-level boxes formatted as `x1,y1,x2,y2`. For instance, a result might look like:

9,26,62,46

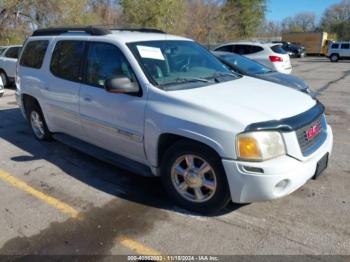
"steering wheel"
179,57,191,72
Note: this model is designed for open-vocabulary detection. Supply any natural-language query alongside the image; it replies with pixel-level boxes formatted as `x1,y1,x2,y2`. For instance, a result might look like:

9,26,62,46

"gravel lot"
0,57,349,258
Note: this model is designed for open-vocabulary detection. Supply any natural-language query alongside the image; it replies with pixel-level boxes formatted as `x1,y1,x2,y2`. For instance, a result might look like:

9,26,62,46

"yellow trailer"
282,32,333,55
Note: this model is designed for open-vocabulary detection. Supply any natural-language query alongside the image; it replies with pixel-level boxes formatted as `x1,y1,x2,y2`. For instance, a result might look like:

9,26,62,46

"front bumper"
223,125,333,203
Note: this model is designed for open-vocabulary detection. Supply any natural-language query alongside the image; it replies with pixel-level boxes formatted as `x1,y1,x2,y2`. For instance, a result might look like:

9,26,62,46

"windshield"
128,40,239,89
219,53,273,75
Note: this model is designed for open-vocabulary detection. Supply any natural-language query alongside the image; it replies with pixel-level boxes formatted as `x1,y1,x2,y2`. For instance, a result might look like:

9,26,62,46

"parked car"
0,75,4,97
17,27,333,213
212,51,315,97
272,41,306,58
327,41,350,62
0,45,22,87
213,41,292,74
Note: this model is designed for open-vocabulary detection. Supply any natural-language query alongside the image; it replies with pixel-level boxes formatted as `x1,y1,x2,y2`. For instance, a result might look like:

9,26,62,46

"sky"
266,0,341,22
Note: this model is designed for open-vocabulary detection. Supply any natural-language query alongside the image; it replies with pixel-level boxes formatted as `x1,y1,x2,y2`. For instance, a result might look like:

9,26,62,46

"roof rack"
32,26,166,36
32,26,111,36
111,28,166,34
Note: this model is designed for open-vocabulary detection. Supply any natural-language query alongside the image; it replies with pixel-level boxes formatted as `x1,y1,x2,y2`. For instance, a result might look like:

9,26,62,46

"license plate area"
313,153,329,179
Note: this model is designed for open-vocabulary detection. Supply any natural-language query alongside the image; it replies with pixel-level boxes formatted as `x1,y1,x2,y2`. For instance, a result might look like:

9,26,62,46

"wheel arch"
156,132,225,170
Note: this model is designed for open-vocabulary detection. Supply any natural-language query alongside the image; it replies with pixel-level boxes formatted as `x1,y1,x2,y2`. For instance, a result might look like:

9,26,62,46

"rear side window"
5,47,21,59
50,41,85,82
331,44,339,49
20,40,49,69
233,45,263,55
215,45,232,52
341,43,350,49
271,45,287,54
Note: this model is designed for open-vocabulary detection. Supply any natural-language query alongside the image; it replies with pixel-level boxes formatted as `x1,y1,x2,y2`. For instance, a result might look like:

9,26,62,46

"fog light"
275,179,290,194
242,166,264,174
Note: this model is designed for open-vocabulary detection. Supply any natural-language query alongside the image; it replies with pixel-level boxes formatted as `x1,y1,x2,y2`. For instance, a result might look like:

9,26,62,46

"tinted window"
20,40,49,69
5,47,21,59
233,45,263,55
341,43,350,49
0,48,6,55
219,53,272,75
331,44,339,49
271,45,287,54
249,45,264,54
50,41,85,82
215,45,232,52
86,42,137,87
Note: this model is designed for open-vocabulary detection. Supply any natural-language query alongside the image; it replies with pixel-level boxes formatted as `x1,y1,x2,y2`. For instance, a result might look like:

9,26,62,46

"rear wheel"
28,103,52,141
330,54,339,62
0,71,8,88
161,140,231,214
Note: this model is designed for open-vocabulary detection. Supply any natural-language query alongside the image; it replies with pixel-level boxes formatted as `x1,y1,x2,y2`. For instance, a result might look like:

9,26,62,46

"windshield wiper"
212,72,238,78
211,72,240,82
162,77,212,86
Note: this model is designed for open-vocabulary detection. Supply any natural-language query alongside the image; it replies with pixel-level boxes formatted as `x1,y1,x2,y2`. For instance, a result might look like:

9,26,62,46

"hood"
167,76,316,129
255,72,309,92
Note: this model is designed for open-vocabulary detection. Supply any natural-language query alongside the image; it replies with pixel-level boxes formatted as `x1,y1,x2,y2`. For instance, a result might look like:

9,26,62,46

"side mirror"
104,77,139,94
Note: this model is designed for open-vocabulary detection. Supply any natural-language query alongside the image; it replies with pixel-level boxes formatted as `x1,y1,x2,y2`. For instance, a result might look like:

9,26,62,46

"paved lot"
0,57,349,257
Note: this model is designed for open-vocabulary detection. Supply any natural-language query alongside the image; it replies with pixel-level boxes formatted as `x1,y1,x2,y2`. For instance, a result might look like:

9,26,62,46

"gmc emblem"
306,125,320,140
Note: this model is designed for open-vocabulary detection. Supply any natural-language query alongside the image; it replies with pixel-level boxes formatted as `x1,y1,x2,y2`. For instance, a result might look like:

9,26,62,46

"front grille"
296,115,326,156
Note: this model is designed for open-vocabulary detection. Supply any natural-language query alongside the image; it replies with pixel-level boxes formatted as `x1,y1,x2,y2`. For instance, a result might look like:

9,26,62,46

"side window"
86,42,137,88
215,45,232,52
331,43,339,49
5,47,21,59
341,43,350,49
50,41,85,82
248,45,264,54
20,40,49,69
234,45,250,55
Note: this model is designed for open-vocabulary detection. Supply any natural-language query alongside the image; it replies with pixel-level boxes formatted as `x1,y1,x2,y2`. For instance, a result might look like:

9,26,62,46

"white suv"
16,27,333,213
327,42,350,62
214,41,292,74
0,45,22,87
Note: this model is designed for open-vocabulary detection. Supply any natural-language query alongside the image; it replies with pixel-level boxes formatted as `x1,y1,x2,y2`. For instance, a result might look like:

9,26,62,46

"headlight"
236,131,286,161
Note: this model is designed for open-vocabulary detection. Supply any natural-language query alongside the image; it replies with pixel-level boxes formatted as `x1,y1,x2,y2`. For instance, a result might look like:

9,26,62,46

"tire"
0,92,3,97
0,71,8,88
330,54,339,62
28,102,52,141
161,140,231,214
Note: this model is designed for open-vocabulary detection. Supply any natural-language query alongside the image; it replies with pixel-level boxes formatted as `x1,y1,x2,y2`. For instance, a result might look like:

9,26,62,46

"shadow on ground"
0,108,243,218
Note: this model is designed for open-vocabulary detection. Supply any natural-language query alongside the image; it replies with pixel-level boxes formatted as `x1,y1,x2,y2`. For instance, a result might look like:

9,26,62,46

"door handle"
43,85,49,91
83,97,92,102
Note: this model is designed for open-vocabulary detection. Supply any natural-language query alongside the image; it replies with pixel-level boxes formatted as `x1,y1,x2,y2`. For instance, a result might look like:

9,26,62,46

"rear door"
79,41,147,164
340,43,350,58
43,40,86,138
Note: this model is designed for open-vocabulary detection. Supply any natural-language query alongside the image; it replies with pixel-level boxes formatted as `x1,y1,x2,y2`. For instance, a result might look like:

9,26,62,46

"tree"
221,0,267,39
320,0,350,40
185,0,224,46
120,0,187,34
282,12,316,32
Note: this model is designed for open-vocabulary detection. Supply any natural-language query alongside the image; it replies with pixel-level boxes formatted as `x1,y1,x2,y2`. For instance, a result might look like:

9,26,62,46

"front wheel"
161,140,231,214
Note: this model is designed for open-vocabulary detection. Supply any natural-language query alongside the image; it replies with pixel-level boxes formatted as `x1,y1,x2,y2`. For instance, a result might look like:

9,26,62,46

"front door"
79,41,147,164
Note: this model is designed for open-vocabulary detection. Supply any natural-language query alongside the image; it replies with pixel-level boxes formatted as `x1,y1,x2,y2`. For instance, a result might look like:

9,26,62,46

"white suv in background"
0,45,22,87
214,41,292,74
327,42,350,62
16,27,332,213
